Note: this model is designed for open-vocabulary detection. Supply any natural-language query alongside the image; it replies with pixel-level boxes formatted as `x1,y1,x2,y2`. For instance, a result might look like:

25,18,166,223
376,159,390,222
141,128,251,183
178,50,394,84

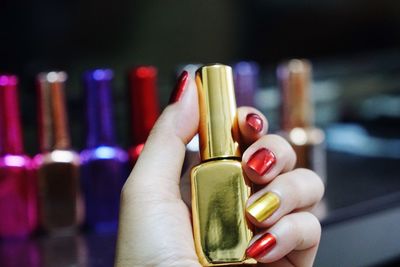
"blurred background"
1,1,400,266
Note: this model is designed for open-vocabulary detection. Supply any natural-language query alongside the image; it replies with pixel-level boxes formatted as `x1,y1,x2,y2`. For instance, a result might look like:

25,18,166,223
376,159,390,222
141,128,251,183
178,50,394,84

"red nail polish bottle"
128,66,159,166
0,74,38,237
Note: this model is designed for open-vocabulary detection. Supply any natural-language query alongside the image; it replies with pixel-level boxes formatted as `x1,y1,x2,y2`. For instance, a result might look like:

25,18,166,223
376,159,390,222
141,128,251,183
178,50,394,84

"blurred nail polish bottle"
34,71,83,234
191,64,256,266
128,66,159,165
0,75,37,238
233,61,259,107
277,59,326,183
80,69,129,232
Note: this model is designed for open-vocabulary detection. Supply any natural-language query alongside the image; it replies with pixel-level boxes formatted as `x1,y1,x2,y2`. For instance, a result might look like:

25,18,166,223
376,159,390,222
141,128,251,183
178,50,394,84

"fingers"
246,212,321,265
237,107,268,146
246,168,324,227
242,134,297,184
116,72,201,267
122,72,199,201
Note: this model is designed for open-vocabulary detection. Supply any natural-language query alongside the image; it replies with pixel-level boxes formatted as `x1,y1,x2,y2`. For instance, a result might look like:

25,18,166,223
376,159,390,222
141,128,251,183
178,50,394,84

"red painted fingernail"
169,71,189,104
246,232,276,259
247,148,276,176
246,113,263,132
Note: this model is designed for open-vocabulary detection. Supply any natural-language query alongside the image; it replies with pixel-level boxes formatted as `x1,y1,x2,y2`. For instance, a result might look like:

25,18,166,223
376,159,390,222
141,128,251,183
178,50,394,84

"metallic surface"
191,160,255,265
169,70,188,104
0,75,23,155
36,72,70,151
195,64,241,161
80,147,128,232
277,61,327,180
83,69,115,148
34,151,82,233
192,64,255,265
0,155,37,237
0,76,37,237
233,61,259,107
129,66,159,146
36,73,82,233
245,232,276,259
246,192,280,222
246,113,263,132
284,127,326,180
82,70,129,231
246,148,276,176
277,59,313,131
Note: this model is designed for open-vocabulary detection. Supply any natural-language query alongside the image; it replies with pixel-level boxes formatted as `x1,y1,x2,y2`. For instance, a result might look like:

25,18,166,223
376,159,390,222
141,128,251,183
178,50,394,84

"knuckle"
295,168,325,199
303,211,322,241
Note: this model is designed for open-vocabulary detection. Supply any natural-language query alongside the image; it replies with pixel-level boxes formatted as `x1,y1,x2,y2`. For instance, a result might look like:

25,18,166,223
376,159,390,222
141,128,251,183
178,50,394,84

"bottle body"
0,155,37,237
191,159,255,266
280,127,326,183
80,146,128,232
34,150,82,233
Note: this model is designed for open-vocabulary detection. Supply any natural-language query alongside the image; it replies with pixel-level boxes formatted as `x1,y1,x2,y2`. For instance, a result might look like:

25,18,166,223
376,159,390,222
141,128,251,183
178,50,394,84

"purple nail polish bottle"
0,75,38,238
80,69,129,233
233,61,260,107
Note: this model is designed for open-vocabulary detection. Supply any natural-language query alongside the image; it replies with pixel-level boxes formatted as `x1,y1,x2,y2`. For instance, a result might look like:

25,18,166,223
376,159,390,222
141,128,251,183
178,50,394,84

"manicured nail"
247,192,280,222
246,148,276,176
169,71,189,104
246,113,263,132
246,232,276,259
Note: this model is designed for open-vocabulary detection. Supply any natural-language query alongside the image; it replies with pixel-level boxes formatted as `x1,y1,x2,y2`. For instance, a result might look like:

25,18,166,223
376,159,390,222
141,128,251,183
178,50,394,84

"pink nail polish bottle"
0,74,38,238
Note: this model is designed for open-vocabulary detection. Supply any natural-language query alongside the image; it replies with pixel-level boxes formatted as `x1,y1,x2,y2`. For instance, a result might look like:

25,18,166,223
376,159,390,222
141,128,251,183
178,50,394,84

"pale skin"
115,76,324,267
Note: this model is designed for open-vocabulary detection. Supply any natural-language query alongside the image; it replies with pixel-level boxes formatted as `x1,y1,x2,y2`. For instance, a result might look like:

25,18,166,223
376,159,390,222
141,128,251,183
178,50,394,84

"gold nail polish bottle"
191,64,256,266
277,60,326,183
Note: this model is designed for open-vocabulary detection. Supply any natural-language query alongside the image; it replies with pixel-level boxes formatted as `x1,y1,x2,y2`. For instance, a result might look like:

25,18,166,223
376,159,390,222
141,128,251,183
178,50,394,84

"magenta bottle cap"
0,75,23,155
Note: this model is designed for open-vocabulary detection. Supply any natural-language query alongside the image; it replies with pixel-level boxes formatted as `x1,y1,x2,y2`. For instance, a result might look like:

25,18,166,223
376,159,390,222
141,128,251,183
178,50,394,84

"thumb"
123,72,199,200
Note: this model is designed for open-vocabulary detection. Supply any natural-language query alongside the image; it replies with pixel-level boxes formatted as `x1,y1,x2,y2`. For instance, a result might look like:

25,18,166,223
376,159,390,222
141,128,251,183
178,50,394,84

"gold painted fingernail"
246,192,280,222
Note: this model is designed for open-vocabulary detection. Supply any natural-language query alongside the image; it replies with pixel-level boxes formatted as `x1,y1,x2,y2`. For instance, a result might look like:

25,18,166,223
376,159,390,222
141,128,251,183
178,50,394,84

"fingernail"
246,113,263,132
169,71,189,104
246,148,276,176
247,192,280,222
246,232,276,259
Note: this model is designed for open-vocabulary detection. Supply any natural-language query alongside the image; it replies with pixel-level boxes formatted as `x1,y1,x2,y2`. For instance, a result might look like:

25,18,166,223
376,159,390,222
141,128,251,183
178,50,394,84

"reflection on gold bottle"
277,60,326,182
191,64,256,266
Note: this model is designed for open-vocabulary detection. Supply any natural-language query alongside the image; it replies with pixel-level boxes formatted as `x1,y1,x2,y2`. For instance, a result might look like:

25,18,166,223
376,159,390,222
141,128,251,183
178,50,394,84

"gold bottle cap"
277,59,314,130
37,71,71,151
195,64,240,161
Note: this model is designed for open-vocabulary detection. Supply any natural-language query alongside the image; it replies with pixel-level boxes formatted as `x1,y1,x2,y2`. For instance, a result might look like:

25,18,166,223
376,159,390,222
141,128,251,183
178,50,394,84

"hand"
114,73,324,267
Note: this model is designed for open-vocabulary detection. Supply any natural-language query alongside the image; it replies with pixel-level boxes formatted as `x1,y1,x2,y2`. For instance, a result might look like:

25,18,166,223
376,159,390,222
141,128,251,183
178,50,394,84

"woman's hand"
114,73,324,267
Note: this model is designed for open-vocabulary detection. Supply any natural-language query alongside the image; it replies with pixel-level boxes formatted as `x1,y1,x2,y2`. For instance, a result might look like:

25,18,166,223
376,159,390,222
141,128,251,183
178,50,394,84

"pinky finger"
246,212,321,266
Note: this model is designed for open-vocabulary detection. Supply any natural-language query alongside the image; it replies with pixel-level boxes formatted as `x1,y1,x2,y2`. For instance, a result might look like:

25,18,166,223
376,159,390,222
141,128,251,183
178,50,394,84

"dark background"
1,0,400,153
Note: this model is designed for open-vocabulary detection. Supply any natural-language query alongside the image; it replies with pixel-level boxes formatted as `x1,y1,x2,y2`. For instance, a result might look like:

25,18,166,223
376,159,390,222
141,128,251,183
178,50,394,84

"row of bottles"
0,67,160,237
0,60,325,238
